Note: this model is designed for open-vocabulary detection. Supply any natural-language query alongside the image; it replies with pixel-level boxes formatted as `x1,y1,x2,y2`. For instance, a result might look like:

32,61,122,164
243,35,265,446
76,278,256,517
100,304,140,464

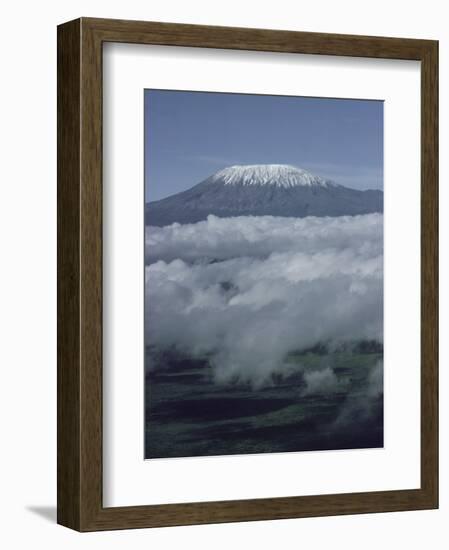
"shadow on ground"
26,506,56,523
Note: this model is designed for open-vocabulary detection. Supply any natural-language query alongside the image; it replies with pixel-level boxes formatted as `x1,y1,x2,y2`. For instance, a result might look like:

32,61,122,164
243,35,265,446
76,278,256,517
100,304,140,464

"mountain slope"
145,164,383,226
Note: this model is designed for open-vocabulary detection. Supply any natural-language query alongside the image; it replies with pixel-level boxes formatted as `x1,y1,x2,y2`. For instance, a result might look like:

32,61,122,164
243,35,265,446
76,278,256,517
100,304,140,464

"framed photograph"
57,17,438,531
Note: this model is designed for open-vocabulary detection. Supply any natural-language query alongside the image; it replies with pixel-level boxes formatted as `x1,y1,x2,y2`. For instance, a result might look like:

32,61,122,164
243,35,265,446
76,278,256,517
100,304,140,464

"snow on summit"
211,164,335,188
145,163,383,226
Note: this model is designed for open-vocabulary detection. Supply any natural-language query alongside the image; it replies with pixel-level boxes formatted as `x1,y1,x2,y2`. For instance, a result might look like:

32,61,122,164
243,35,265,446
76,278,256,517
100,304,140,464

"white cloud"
367,360,384,398
332,359,384,433
145,214,383,386
302,367,344,396
146,212,383,264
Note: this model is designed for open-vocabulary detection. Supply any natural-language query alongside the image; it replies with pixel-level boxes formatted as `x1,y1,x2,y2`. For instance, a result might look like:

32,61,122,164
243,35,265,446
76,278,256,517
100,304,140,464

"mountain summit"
210,164,335,188
146,164,383,227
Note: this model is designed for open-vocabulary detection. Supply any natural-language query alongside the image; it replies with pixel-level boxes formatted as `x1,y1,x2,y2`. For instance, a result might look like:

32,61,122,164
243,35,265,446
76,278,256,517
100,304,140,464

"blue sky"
145,89,383,202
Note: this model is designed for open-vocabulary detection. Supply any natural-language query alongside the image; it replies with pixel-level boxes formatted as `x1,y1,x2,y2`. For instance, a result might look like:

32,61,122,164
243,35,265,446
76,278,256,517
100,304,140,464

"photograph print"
144,89,384,459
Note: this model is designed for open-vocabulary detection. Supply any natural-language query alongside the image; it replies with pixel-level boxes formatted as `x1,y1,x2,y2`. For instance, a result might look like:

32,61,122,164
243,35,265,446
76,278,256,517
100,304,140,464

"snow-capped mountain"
145,164,383,226
210,164,334,188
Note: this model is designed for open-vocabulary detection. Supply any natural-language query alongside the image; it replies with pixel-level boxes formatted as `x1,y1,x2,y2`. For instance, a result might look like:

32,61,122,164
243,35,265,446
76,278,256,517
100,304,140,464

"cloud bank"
145,214,383,386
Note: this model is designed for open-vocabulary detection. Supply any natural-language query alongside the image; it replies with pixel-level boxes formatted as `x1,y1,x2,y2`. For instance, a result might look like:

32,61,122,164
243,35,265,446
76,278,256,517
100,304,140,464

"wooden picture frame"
57,17,438,531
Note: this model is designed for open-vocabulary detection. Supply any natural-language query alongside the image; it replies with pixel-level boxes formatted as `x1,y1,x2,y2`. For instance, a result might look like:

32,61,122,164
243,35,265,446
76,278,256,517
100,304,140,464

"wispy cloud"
178,153,242,167
299,161,383,190
178,156,383,190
